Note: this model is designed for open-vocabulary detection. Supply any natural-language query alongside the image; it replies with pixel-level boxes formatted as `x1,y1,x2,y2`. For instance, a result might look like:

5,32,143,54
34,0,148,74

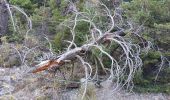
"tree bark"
0,0,9,36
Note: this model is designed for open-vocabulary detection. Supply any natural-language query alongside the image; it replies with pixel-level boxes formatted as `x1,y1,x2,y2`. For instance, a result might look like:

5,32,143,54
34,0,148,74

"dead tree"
31,1,150,95
2,1,168,99
0,0,9,36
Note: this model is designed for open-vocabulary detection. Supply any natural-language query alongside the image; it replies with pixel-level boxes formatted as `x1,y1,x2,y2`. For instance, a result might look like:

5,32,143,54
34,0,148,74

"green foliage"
134,84,170,94
74,21,90,46
51,9,67,22
53,28,70,52
49,0,69,22
53,31,64,52
76,0,86,11
6,33,24,43
53,21,90,52
31,7,52,21
9,0,36,14
122,0,170,26
133,70,149,86
147,51,161,59
154,23,170,30
10,0,32,7
141,51,161,73
133,65,170,94
122,0,170,93
133,50,170,93
30,0,46,7
156,67,170,83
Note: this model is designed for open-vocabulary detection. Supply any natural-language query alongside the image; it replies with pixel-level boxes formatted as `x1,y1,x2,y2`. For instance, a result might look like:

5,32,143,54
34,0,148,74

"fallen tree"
29,1,152,96
3,0,162,99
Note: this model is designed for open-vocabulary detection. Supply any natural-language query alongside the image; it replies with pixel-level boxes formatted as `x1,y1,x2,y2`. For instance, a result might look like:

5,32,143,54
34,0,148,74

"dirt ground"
0,67,170,100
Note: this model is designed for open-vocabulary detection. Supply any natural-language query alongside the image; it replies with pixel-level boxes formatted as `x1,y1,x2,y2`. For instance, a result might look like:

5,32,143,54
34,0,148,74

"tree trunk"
0,0,9,36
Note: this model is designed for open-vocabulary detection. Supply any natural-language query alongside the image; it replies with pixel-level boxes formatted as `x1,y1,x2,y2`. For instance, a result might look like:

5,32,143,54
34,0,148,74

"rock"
152,94,166,100
66,83,80,89
0,83,15,96
2,53,21,68
0,76,11,82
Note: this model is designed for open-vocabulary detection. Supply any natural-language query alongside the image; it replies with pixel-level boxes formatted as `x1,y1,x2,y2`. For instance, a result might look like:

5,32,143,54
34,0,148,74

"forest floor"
0,67,170,100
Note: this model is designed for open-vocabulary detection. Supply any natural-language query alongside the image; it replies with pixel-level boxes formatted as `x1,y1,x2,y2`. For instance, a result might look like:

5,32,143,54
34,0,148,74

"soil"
0,67,170,100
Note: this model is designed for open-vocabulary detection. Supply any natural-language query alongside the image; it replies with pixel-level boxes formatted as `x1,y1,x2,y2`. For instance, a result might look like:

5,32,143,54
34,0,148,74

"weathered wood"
31,32,117,73
0,0,9,36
